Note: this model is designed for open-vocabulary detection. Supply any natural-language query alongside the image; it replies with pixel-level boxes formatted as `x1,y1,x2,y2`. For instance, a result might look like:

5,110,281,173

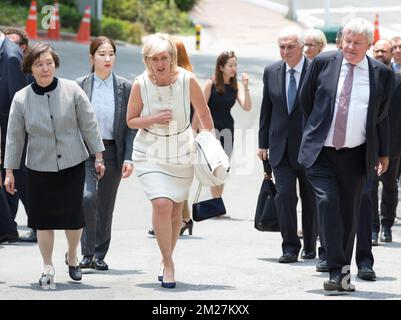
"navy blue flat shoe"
161,281,176,289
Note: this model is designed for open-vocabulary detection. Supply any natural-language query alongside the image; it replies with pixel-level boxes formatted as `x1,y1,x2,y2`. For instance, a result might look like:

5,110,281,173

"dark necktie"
332,63,355,150
287,69,296,114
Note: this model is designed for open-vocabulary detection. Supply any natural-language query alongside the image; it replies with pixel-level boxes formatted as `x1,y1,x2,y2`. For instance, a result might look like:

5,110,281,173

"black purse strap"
193,183,202,203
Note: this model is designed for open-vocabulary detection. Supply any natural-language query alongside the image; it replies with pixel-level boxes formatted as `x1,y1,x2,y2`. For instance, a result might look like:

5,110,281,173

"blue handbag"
192,183,226,222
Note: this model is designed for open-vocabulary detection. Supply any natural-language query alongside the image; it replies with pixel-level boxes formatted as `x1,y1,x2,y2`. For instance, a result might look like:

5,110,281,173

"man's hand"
257,148,269,161
121,163,134,179
376,156,389,176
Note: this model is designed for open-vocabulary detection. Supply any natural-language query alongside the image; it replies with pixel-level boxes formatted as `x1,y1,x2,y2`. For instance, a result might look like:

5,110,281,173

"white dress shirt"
324,56,370,148
91,73,115,140
0,32,5,48
285,56,305,108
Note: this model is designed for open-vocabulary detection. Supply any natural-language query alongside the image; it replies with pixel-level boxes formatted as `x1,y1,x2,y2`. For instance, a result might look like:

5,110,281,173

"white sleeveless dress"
133,67,194,202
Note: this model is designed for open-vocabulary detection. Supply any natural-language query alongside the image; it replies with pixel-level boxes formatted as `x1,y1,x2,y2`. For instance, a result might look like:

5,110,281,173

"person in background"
148,37,195,237
3,42,105,290
3,27,29,54
0,30,28,244
194,50,251,199
303,28,327,60
391,36,401,73
3,27,36,242
127,33,214,288
76,36,136,271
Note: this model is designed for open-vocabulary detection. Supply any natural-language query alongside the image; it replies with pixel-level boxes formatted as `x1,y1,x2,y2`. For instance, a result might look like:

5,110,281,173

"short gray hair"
142,33,177,74
303,29,327,48
278,26,304,46
343,18,374,44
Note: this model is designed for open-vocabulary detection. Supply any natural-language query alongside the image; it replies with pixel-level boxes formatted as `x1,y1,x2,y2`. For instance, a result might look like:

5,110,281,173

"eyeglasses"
304,43,320,47
392,45,401,51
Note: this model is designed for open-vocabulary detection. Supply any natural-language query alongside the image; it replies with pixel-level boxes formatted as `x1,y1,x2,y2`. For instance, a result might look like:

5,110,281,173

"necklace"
152,72,174,110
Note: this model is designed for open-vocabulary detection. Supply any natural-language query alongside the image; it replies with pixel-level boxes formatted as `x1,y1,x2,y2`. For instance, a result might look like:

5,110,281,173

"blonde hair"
142,33,177,75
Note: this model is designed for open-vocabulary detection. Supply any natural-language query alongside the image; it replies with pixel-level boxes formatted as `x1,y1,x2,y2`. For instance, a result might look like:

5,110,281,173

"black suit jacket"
298,50,393,178
0,38,27,163
76,73,137,168
259,57,309,168
389,73,401,157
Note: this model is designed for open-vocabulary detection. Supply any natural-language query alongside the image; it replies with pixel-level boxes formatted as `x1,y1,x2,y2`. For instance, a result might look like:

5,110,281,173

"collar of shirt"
392,61,401,70
93,72,113,89
343,55,368,70
0,33,5,48
286,55,305,74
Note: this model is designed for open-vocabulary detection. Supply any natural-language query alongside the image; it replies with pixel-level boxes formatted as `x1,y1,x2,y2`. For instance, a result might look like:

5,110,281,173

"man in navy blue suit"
0,30,29,244
298,18,393,292
258,26,317,263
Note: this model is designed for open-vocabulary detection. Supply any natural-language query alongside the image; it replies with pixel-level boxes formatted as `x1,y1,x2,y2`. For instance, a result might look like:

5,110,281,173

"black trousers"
306,145,366,276
272,152,317,255
356,178,375,268
372,155,400,232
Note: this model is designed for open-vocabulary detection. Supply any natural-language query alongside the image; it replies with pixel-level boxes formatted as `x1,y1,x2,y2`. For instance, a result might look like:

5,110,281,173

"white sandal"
39,265,56,290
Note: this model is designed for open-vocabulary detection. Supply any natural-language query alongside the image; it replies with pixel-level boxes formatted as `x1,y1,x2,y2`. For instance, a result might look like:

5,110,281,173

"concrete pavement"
1,0,401,300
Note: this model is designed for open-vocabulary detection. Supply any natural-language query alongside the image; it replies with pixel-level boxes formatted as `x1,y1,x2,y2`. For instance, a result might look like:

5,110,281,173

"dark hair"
3,27,29,46
89,36,116,73
22,42,59,74
214,51,238,95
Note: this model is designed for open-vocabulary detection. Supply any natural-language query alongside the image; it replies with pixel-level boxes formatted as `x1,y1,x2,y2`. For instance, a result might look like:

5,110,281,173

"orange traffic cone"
47,1,61,40
373,14,380,44
25,0,38,39
76,6,91,43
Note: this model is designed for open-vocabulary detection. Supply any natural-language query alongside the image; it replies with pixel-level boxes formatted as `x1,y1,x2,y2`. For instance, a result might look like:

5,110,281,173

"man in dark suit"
0,31,28,243
258,26,317,263
298,18,393,292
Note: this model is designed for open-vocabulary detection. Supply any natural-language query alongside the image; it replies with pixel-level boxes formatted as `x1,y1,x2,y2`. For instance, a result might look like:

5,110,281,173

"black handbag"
254,159,280,232
192,183,226,222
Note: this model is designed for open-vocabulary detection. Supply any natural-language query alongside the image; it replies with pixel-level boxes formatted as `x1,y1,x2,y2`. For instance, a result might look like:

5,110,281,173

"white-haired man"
298,18,393,292
258,26,317,264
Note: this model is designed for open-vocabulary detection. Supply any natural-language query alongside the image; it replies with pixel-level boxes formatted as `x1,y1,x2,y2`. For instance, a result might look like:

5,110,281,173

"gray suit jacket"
4,78,105,171
76,73,136,168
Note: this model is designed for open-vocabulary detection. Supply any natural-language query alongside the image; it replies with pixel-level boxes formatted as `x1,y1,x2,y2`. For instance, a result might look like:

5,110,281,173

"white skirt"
133,125,194,202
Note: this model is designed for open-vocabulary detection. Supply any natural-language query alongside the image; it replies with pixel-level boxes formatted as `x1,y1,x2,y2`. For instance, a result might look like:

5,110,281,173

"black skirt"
27,162,85,230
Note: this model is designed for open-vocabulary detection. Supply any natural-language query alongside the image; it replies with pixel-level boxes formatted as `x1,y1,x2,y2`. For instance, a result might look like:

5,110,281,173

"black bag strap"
193,183,202,203
263,159,272,179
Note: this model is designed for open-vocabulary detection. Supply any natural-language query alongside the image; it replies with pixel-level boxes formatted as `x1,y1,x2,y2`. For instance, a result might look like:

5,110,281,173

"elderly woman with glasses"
193,50,252,199
303,29,327,60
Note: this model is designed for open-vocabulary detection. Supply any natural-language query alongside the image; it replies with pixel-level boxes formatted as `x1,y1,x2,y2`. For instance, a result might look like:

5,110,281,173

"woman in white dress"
127,33,214,288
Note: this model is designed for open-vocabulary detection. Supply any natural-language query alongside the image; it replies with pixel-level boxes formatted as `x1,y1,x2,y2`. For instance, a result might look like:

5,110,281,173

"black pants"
372,155,400,232
273,152,317,255
306,145,366,276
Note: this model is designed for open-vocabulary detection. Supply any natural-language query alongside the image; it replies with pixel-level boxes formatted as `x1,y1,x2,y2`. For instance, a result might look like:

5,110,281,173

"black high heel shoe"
180,219,193,236
65,253,82,281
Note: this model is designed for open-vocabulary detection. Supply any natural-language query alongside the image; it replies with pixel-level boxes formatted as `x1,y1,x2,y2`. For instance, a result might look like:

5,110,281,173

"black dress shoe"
18,229,37,243
0,231,19,244
323,274,355,292
316,259,329,272
357,266,376,281
68,265,82,281
372,232,379,246
278,252,298,263
65,253,82,281
79,256,95,269
300,249,316,260
380,227,392,242
94,258,109,271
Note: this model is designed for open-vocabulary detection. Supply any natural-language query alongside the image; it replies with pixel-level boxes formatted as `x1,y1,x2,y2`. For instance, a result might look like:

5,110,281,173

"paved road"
253,0,401,37
1,0,401,301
